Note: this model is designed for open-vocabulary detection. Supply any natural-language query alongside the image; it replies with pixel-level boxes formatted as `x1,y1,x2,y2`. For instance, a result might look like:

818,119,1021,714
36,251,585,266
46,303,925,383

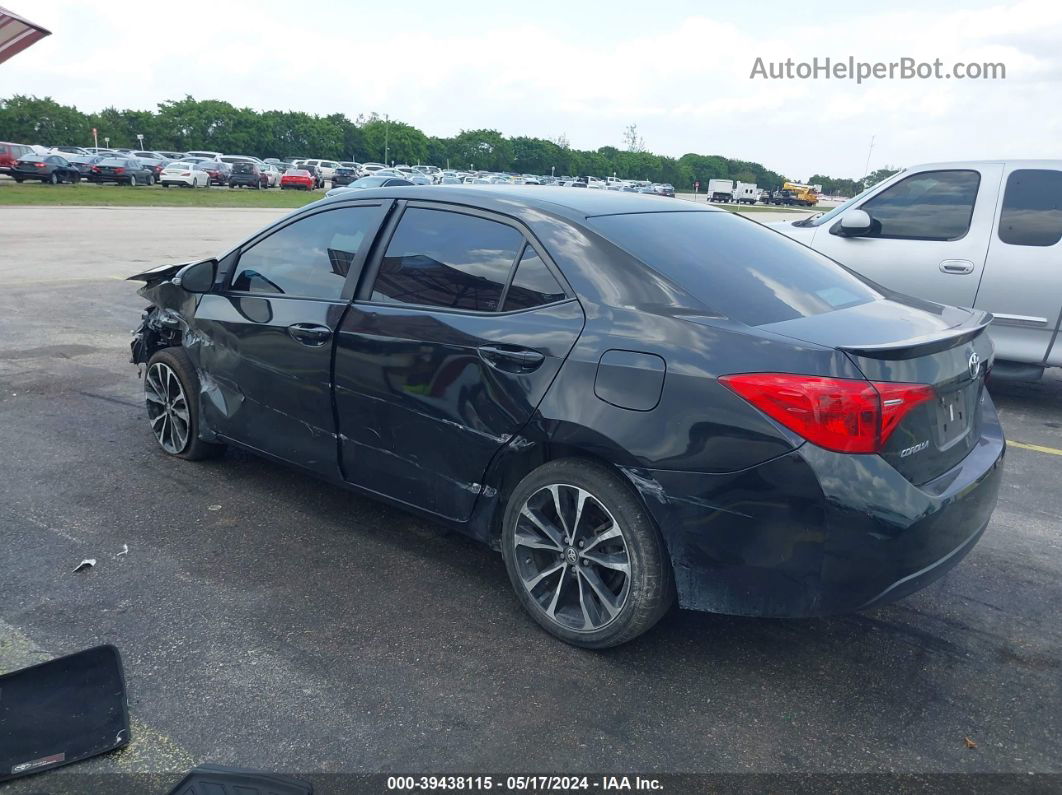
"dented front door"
190,203,390,476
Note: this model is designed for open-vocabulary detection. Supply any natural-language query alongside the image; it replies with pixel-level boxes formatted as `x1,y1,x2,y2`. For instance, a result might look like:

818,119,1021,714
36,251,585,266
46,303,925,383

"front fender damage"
128,265,225,442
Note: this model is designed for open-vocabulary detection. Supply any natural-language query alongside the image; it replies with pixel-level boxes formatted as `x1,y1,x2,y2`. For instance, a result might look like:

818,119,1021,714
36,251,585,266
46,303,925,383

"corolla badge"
900,440,930,458
969,352,981,379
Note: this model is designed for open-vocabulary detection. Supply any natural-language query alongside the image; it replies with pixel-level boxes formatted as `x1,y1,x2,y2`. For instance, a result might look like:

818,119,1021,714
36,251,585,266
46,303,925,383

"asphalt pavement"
0,207,1059,791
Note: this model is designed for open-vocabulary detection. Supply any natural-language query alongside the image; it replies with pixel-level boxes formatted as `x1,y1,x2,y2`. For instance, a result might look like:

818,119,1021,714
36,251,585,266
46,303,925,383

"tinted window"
372,208,523,312
998,169,1062,247
231,207,377,299
858,170,980,240
588,211,881,326
503,246,566,310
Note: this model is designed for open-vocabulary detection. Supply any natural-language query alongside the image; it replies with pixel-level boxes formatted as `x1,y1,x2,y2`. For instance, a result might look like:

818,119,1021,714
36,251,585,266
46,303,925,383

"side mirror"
834,209,874,237
172,258,217,293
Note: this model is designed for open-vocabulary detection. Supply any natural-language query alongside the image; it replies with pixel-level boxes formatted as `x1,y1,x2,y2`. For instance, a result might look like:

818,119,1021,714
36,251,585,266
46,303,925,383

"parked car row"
3,140,680,196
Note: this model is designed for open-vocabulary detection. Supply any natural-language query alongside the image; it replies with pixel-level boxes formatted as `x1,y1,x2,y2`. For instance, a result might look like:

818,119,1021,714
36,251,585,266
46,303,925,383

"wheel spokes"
514,483,631,633
578,565,623,620
522,561,564,591
519,506,564,550
580,550,630,574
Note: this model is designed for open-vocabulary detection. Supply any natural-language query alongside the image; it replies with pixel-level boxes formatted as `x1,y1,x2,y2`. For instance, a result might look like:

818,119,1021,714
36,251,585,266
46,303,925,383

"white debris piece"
72,559,96,573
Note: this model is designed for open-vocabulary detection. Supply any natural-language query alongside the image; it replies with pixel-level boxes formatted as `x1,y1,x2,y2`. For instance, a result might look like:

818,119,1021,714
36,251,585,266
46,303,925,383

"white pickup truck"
770,160,1062,379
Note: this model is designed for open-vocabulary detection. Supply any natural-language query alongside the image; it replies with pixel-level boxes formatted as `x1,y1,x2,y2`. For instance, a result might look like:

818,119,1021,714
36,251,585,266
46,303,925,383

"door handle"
939,259,974,274
478,345,545,371
287,323,332,346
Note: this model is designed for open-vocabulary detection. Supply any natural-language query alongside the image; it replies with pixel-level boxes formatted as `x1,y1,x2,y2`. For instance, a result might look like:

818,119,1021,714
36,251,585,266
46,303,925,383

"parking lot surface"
1,207,1060,787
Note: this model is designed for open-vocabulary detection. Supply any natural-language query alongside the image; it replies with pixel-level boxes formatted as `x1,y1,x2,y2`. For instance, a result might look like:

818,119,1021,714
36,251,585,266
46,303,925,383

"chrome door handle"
478,345,545,371
939,259,974,274
287,323,332,346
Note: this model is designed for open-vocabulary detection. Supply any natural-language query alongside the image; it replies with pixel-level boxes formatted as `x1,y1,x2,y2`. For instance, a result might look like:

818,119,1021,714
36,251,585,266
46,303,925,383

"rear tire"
129,175,137,186
144,347,227,461
501,459,674,648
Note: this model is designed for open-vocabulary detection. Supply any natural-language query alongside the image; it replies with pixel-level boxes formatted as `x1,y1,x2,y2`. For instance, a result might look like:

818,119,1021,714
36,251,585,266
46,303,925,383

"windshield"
588,210,881,326
352,176,389,187
793,171,904,228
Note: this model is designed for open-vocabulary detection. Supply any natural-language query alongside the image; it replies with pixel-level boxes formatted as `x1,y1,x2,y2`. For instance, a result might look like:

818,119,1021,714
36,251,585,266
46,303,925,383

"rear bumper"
638,392,1006,617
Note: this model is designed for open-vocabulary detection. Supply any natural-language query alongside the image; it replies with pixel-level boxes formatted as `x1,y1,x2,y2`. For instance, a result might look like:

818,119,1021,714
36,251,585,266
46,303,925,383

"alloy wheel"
145,362,190,454
512,484,631,632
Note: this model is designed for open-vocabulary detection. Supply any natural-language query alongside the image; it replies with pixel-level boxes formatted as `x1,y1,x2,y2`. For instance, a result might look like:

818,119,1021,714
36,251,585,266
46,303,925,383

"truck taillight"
719,373,935,454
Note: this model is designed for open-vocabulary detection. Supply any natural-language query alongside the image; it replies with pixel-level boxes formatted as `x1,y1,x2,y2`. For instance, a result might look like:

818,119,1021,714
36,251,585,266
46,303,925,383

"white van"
299,159,339,180
771,160,1062,378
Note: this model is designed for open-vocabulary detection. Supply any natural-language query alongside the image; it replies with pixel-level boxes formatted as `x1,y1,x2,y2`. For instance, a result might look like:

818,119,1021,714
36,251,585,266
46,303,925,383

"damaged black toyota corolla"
129,187,1005,648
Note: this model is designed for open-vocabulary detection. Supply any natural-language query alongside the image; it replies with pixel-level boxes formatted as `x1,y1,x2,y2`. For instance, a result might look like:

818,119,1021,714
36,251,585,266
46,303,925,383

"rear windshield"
587,211,880,326
232,162,256,173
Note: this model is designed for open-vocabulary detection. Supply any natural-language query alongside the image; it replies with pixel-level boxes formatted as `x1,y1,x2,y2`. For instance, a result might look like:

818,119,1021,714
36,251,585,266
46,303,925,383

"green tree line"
0,94,876,191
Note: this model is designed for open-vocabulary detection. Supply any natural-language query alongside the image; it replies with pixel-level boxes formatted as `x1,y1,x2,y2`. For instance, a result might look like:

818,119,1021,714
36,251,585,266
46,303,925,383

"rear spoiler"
840,311,993,360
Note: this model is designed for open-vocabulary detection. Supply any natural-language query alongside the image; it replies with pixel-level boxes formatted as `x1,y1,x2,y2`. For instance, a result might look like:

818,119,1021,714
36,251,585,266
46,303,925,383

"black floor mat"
167,765,313,794
0,644,130,782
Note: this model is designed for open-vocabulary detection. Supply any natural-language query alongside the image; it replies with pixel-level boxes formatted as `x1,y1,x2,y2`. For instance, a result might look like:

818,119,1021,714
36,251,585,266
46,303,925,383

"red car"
0,141,34,174
279,168,314,191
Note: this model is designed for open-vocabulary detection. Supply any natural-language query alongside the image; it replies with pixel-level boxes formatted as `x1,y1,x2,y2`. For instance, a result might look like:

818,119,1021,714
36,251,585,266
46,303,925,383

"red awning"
0,6,51,65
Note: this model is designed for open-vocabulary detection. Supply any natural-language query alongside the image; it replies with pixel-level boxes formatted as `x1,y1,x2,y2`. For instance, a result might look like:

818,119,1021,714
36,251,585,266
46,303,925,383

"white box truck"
733,182,759,204
707,179,734,202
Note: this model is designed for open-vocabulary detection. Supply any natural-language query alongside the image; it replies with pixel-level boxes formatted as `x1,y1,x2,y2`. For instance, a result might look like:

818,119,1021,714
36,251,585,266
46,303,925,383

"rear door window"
503,246,567,310
997,169,1062,247
370,207,524,312
587,210,881,326
857,170,980,240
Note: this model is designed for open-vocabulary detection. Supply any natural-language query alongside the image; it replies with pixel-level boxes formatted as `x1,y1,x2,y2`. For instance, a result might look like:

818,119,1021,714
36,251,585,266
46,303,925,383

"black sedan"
10,154,82,183
90,157,156,186
128,187,1004,648
331,166,359,186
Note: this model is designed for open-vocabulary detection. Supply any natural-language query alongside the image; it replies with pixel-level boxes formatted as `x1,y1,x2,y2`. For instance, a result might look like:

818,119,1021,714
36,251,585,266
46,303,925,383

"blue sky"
4,0,1058,179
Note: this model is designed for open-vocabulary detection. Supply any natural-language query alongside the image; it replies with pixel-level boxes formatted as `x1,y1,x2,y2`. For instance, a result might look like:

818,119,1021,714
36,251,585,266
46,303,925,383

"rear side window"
503,246,566,310
998,169,1062,246
858,170,980,240
231,207,379,299
587,211,881,326
371,208,523,312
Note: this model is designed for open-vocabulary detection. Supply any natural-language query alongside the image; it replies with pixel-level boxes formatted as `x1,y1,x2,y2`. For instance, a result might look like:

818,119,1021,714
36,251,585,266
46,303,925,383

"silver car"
771,160,1062,379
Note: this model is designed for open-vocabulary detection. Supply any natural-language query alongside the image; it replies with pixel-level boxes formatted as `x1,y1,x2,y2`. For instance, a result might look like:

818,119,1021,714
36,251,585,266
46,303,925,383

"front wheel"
49,172,59,184
129,175,137,186
144,347,226,461
501,459,674,648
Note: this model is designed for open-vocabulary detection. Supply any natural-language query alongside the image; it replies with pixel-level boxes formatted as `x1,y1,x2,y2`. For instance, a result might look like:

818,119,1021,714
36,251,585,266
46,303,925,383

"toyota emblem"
969,352,981,379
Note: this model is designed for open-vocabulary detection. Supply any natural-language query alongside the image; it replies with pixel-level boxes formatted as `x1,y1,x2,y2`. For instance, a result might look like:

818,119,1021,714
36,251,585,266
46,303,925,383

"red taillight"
91,166,100,173
115,167,125,174
719,373,935,454
34,161,46,168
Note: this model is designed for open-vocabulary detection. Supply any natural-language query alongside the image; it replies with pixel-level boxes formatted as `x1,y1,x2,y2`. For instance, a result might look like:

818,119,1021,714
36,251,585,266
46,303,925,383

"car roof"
315,184,721,220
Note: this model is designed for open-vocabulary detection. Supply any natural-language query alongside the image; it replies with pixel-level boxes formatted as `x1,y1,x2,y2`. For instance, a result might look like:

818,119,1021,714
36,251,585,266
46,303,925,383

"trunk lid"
761,298,994,485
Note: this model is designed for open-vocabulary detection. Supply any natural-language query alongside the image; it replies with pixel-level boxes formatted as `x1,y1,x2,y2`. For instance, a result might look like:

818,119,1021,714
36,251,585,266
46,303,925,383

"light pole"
383,113,389,166
551,165,555,177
